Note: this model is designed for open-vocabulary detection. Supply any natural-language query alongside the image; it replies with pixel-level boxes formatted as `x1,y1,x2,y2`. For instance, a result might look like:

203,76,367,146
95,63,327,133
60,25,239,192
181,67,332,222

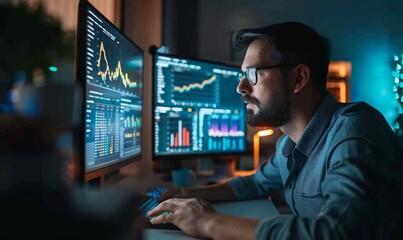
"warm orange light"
338,68,346,78
253,129,274,170
327,81,347,103
257,129,274,137
328,61,351,79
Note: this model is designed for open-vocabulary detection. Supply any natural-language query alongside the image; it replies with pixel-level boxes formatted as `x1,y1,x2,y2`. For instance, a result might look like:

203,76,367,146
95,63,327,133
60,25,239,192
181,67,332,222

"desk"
143,198,280,240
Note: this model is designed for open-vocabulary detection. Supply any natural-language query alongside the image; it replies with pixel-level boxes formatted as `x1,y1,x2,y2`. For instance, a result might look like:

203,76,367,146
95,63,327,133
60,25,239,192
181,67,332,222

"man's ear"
292,64,310,93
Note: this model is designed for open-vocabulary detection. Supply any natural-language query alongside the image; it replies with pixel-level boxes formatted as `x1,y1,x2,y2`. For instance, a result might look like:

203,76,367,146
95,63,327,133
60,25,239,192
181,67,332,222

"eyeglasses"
238,64,298,85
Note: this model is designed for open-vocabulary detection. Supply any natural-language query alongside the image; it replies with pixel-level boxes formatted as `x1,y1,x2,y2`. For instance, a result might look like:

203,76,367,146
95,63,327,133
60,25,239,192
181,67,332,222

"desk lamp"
253,129,274,170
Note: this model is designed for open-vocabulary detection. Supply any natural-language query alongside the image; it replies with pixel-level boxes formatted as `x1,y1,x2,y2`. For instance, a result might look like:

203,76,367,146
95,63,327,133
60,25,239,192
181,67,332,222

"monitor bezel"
74,0,144,183
151,51,249,161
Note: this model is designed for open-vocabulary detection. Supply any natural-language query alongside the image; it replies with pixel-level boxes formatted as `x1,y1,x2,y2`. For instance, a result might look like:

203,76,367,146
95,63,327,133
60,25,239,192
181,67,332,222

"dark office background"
1,0,403,153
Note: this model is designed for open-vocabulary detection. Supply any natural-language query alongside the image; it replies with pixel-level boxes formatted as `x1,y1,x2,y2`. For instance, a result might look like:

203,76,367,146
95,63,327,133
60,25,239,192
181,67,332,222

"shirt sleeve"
255,137,402,240
227,152,284,200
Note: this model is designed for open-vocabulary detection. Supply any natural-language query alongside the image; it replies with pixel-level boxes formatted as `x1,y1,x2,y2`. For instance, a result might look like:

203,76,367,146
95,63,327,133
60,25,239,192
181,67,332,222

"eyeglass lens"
238,68,256,85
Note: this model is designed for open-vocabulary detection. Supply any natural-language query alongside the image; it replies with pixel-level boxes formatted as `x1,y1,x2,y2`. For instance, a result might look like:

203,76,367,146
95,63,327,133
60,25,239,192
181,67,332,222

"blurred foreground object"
9,81,82,128
0,83,143,239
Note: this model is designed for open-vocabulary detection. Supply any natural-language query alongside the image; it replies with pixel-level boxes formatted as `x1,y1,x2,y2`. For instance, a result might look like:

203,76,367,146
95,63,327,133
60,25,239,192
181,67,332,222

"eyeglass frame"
238,64,300,85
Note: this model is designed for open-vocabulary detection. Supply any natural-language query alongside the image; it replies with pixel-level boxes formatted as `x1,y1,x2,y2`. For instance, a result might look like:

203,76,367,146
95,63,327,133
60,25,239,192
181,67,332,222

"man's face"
237,39,292,128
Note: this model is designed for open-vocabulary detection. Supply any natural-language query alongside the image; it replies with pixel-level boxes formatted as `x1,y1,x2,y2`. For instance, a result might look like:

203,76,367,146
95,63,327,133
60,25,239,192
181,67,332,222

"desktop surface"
143,198,279,240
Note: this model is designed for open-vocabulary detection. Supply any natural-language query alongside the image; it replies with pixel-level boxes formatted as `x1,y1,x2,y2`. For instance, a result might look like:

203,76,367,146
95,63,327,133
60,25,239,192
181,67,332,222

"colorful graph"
207,115,245,137
169,120,191,147
97,41,138,88
123,129,141,150
207,138,245,151
173,74,217,93
171,71,218,105
124,115,141,128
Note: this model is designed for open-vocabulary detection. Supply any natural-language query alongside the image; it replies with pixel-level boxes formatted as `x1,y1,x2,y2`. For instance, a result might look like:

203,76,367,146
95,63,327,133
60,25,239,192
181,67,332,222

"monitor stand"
195,156,238,185
87,176,103,188
85,169,121,189
212,156,236,177
153,157,241,185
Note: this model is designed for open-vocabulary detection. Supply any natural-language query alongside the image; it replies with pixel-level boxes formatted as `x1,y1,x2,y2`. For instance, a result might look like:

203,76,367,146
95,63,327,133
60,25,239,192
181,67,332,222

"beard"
243,84,291,128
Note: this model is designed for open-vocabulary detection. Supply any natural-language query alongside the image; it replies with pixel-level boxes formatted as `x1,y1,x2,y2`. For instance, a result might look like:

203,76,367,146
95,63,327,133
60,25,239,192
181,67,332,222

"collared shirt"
228,92,402,239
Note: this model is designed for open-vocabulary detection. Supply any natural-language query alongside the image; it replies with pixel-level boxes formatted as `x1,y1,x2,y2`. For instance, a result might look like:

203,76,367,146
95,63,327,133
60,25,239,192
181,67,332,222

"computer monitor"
152,52,247,169
74,0,143,185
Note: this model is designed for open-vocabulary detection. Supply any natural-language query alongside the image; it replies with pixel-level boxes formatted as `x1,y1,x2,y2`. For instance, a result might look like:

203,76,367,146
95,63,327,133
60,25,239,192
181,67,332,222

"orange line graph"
173,75,217,93
96,41,137,88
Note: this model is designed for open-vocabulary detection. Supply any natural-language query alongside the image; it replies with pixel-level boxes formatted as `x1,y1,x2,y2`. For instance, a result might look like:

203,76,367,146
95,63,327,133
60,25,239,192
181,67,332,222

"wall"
163,0,200,57
195,0,403,129
9,0,118,31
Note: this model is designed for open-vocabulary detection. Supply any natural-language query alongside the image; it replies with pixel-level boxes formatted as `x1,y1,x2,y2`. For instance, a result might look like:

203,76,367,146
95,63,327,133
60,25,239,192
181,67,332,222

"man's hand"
148,198,217,238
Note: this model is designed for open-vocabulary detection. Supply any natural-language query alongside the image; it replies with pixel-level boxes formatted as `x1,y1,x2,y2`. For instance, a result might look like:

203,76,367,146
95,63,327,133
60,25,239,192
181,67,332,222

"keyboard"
145,186,166,199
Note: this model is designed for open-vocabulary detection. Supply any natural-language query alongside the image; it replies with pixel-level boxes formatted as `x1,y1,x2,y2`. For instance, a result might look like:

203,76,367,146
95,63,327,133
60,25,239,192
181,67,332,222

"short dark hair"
232,22,330,92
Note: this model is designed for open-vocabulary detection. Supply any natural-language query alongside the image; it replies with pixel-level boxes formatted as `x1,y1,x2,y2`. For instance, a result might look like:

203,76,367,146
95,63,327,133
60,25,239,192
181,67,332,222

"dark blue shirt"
228,93,402,239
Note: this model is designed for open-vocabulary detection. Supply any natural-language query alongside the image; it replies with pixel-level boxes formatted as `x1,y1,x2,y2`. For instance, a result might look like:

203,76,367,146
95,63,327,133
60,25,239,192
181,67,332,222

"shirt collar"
281,92,339,158
296,92,339,156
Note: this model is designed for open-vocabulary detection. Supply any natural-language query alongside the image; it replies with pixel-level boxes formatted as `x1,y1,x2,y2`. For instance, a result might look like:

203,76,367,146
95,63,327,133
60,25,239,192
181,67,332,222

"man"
148,22,403,239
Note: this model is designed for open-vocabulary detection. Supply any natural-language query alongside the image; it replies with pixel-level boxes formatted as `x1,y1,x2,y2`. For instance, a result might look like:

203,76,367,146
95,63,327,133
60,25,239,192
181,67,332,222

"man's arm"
158,150,284,203
158,182,237,203
148,198,259,240
152,137,402,240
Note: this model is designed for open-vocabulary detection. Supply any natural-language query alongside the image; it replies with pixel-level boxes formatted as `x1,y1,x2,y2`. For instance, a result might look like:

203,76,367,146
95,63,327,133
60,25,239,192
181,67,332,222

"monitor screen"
152,53,247,160
75,0,143,183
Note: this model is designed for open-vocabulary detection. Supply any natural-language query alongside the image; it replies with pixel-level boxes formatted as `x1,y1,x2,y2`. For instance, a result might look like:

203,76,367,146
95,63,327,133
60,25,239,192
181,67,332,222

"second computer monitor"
75,0,143,183
152,53,247,160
